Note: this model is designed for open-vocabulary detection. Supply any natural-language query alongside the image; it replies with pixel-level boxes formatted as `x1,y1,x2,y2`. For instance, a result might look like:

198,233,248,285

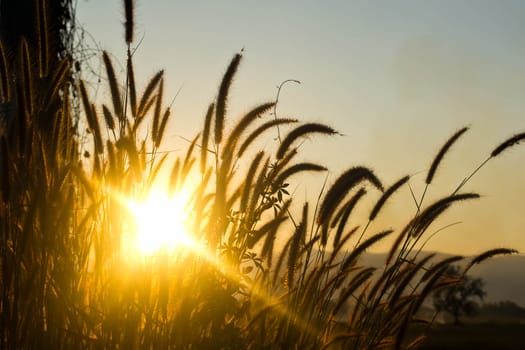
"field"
1,1,525,348
410,323,525,350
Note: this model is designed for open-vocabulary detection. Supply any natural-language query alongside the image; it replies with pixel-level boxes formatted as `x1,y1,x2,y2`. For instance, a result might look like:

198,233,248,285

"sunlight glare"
128,191,193,255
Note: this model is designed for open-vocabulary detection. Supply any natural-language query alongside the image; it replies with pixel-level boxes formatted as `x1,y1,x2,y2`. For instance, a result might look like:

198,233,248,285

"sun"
127,191,194,256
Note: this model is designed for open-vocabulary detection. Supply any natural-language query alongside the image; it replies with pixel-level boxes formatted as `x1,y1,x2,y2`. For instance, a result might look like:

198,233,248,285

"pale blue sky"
77,0,525,254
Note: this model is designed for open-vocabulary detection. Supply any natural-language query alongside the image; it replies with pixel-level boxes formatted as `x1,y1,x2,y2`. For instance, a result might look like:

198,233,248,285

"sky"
76,0,525,255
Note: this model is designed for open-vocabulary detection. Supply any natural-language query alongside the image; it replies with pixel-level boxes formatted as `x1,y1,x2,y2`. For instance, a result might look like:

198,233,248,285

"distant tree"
432,265,486,325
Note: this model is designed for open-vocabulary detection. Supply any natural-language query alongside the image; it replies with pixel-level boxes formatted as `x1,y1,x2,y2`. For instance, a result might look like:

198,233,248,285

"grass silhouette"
0,1,522,349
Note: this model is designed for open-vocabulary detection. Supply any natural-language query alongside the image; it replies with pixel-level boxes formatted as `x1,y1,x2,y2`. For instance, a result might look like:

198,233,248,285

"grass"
0,1,523,348
408,323,525,350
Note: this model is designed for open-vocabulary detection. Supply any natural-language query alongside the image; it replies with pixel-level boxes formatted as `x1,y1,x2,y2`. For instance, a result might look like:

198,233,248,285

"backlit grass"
0,1,523,349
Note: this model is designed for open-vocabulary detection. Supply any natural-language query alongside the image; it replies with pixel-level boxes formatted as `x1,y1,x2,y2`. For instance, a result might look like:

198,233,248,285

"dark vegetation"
407,297,525,349
409,323,525,350
477,301,525,321
0,0,524,348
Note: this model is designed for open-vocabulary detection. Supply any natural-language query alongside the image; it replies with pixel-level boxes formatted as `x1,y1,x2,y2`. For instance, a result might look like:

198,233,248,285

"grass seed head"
491,132,525,158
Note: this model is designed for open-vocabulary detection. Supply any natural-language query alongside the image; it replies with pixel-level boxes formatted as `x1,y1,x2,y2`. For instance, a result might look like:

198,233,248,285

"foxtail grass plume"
152,78,164,144
341,230,392,270
138,70,163,118
79,81,94,127
491,132,525,157
35,0,48,78
276,122,338,160
215,53,242,145
124,0,134,44
155,108,170,148
412,193,480,238
274,163,327,188
102,105,115,130
318,166,383,245
464,248,518,274
426,127,469,185
88,103,104,154
127,56,137,116
102,52,123,120
116,137,140,176
181,134,200,181
332,189,366,249
287,203,308,288
369,175,409,221
222,102,275,158
237,118,298,157
247,216,288,249
200,103,215,173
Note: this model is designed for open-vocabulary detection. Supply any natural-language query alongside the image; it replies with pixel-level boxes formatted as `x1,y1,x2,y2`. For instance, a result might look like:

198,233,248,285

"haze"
77,0,525,255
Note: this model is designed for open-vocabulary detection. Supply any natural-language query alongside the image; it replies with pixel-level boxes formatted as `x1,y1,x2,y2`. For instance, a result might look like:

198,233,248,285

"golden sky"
77,0,525,255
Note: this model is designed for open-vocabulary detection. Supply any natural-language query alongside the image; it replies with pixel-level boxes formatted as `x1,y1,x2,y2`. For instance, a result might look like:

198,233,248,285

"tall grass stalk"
0,3,523,349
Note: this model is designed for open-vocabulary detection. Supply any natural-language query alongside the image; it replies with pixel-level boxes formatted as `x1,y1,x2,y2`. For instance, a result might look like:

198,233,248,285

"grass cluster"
0,1,523,349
